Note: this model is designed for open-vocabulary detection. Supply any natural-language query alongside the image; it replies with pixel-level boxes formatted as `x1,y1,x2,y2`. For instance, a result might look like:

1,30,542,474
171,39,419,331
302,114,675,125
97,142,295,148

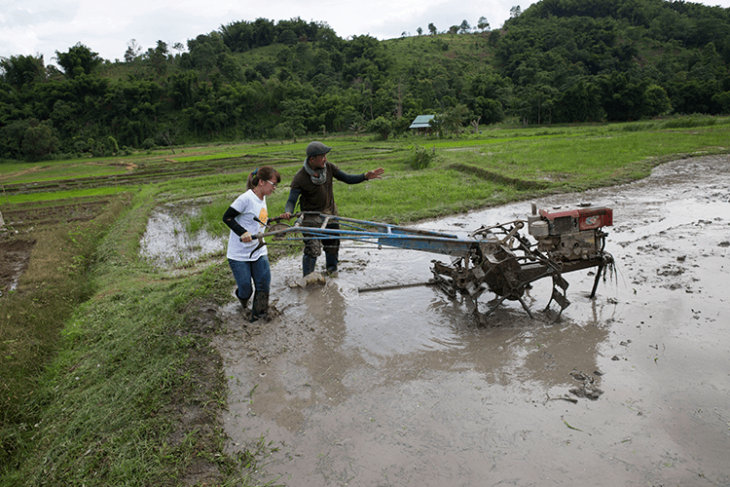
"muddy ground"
0,238,35,296
213,156,730,487
0,197,108,294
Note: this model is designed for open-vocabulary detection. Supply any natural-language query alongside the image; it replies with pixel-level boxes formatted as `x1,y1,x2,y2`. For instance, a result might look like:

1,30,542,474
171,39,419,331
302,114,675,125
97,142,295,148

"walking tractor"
254,203,615,324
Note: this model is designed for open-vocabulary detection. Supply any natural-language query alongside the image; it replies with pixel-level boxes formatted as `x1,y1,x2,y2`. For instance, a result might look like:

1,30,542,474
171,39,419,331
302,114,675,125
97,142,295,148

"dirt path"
220,155,728,485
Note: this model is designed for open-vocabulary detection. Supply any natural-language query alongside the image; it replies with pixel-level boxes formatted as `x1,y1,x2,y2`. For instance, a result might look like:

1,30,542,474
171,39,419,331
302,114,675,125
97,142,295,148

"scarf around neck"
303,158,327,185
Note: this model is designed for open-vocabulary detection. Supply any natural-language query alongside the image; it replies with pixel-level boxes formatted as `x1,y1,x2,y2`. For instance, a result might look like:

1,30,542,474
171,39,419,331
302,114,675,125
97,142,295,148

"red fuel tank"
538,206,613,233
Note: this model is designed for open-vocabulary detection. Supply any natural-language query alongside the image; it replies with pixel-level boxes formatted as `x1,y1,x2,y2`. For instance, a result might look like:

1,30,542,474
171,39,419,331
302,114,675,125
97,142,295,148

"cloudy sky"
2,0,730,68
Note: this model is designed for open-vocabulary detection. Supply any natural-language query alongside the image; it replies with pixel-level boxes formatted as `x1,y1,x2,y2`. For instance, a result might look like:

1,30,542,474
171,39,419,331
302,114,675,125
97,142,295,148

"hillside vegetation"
1,0,729,161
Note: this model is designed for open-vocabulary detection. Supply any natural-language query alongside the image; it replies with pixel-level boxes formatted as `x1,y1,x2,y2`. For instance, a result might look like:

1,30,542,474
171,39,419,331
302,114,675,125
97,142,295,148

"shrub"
142,138,156,150
21,120,59,161
73,140,88,153
408,144,436,170
367,117,393,140
106,136,119,154
661,115,717,129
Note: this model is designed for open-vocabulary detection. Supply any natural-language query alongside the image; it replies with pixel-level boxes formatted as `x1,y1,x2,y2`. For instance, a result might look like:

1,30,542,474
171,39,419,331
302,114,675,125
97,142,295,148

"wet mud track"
214,156,730,487
0,238,35,294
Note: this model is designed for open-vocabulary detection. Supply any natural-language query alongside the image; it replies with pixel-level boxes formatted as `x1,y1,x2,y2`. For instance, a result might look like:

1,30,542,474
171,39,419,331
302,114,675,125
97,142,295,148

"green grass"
12,270,227,485
2,116,730,486
1,188,250,486
1,196,132,465
1,186,135,205
0,158,133,181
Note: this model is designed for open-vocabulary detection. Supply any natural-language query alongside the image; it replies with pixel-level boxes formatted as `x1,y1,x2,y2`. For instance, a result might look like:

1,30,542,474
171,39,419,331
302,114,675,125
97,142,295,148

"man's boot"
325,253,338,275
250,291,269,322
303,254,317,276
235,288,249,310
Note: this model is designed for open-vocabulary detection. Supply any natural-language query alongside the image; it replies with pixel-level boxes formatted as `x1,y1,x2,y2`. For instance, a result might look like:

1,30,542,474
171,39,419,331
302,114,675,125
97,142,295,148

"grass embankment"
1,188,253,486
1,116,729,486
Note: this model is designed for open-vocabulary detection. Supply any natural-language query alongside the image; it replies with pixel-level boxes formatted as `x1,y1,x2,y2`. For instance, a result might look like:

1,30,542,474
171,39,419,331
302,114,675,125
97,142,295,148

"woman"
223,166,290,322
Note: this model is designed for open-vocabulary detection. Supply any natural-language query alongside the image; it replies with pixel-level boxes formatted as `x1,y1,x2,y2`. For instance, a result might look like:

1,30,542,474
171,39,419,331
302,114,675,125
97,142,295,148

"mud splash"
215,155,730,487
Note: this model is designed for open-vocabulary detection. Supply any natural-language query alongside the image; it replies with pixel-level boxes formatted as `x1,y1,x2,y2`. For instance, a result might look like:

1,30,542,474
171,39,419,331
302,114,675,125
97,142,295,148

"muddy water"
214,156,730,487
140,203,224,266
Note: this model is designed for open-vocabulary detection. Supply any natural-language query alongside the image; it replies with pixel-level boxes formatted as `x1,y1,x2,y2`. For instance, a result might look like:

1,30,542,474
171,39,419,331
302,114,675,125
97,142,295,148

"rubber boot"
235,288,249,310
303,254,317,277
325,253,338,275
250,291,269,322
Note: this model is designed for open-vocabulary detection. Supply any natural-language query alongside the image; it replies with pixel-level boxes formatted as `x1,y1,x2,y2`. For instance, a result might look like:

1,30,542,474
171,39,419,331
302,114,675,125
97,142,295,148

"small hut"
408,115,436,134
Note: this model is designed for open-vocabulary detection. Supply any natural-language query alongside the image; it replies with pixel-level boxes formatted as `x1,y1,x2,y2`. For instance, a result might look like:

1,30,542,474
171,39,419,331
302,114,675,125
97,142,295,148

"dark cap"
306,141,332,158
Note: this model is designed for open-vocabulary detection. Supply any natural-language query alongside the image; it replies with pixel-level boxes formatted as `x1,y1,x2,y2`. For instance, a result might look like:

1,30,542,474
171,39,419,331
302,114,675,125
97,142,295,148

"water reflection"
139,204,224,266
260,232,612,400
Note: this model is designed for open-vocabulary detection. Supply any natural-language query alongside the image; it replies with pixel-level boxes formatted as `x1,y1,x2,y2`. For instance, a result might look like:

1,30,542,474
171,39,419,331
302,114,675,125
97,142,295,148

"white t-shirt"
226,189,268,261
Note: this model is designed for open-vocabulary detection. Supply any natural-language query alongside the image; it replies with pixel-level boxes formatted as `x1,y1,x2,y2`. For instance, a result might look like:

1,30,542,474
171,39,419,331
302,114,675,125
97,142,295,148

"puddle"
0,239,35,295
139,202,224,266
213,155,730,486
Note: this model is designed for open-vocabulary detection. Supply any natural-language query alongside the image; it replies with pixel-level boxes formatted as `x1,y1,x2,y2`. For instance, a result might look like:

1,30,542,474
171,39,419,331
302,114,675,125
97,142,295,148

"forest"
1,0,730,161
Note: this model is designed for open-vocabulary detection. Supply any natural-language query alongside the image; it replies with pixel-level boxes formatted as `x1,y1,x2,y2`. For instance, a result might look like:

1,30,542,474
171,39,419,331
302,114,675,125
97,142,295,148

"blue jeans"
228,256,271,301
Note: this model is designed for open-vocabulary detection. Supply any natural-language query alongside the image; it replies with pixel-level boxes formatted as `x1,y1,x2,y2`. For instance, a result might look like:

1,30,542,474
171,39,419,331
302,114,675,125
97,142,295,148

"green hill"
1,0,729,160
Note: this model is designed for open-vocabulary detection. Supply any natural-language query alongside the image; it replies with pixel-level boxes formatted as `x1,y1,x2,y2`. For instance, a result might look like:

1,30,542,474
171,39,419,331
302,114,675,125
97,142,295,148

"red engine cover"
539,207,613,231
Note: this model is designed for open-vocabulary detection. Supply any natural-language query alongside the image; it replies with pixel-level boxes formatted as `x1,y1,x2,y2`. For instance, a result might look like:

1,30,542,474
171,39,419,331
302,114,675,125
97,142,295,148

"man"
285,141,384,276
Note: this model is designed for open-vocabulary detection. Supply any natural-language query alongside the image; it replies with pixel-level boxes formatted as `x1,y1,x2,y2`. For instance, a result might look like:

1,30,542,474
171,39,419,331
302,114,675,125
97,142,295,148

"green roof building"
408,115,436,131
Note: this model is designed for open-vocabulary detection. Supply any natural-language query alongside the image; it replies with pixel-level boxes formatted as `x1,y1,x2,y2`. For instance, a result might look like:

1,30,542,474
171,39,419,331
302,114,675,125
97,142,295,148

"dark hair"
246,166,282,191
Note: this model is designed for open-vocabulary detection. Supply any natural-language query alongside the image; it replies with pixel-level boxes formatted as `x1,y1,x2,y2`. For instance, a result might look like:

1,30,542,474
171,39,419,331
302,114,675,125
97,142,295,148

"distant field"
2,117,729,211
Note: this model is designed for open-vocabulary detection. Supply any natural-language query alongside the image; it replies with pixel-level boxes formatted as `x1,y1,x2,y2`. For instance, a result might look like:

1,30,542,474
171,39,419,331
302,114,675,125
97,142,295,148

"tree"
0,119,33,158
477,16,490,32
467,71,510,101
147,40,169,76
187,33,229,75
510,6,522,19
597,72,650,121
21,119,59,160
367,116,392,139
390,77,407,119
488,30,500,47
417,27,423,36
254,60,275,78
474,97,504,124
645,84,672,116
428,115,443,137
220,20,255,52
0,54,45,89
459,20,471,34
555,79,603,123
441,104,470,135
711,90,730,114
525,84,560,124
392,114,413,136
55,43,103,78
125,39,142,63
169,71,199,109
277,29,299,46
220,54,243,81
349,117,365,136
428,23,437,36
